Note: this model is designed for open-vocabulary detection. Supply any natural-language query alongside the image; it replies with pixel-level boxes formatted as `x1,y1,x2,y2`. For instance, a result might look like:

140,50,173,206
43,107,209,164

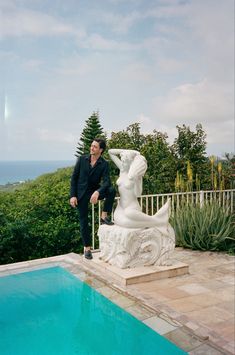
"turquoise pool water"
0,267,187,355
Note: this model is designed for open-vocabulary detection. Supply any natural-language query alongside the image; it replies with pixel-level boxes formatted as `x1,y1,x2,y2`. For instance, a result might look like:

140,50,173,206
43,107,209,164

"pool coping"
0,253,232,355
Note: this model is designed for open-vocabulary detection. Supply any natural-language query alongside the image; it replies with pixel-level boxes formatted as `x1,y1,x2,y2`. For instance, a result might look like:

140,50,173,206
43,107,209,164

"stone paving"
126,248,235,354
0,248,234,354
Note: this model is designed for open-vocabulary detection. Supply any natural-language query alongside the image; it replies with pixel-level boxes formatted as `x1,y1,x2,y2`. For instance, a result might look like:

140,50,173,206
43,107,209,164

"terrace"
1,247,234,354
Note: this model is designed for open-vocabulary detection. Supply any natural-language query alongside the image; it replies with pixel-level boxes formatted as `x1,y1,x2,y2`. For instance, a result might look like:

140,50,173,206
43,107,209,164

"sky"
0,0,234,161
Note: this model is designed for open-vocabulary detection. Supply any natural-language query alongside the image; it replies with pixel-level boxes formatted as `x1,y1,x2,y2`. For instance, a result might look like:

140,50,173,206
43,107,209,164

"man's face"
90,141,102,156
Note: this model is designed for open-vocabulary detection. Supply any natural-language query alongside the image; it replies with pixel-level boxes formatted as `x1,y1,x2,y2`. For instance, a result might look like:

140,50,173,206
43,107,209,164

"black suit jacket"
70,154,111,200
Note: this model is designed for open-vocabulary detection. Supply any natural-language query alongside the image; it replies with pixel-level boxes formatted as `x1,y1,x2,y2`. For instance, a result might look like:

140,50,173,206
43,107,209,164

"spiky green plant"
171,202,235,253
175,171,185,192
209,155,216,190
186,161,193,192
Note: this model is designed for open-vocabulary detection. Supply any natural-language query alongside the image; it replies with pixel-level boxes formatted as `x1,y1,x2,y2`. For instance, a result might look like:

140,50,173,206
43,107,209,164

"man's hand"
70,197,78,208
90,191,99,204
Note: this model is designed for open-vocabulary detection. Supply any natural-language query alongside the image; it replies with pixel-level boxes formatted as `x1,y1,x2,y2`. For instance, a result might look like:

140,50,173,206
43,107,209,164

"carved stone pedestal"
98,224,175,269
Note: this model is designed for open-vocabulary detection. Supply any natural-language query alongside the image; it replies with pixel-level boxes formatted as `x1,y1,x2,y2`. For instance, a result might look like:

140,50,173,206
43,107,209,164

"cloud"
186,0,234,78
137,113,152,125
150,78,234,151
0,5,84,38
79,33,122,51
120,62,152,83
55,56,95,76
97,11,142,35
156,58,187,73
100,1,189,34
0,0,233,160
38,128,76,144
153,78,233,124
108,0,141,4
78,33,138,51
145,2,189,19
23,59,44,70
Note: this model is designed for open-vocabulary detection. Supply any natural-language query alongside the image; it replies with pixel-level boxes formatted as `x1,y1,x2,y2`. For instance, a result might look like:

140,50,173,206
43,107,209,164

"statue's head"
128,154,147,179
120,151,138,171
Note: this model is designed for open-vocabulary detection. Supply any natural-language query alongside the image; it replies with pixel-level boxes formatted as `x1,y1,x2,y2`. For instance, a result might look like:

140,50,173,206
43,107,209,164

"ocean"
0,161,75,185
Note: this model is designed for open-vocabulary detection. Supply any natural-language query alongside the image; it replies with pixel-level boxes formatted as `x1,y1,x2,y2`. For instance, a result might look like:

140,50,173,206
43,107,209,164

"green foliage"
0,167,83,264
173,124,209,190
108,123,177,193
141,131,177,194
173,123,207,163
75,111,106,156
222,153,235,189
108,123,145,151
171,203,235,253
207,154,235,191
107,122,225,193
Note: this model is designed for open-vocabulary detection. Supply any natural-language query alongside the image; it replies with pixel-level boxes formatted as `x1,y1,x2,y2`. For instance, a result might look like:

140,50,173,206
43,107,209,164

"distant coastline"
0,160,75,186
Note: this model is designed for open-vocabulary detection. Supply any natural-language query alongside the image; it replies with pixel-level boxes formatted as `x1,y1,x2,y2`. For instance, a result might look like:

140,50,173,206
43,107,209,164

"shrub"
171,202,235,253
0,167,83,264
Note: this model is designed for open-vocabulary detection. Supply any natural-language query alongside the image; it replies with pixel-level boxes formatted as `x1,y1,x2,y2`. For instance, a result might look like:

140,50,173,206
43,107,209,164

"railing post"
199,190,204,208
92,204,95,249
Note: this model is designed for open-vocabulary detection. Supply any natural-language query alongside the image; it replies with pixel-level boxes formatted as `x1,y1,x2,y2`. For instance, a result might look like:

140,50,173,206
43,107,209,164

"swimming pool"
0,267,187,355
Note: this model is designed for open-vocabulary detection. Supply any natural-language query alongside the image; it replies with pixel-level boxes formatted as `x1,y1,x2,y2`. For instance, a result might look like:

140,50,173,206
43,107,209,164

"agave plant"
171,202,235,253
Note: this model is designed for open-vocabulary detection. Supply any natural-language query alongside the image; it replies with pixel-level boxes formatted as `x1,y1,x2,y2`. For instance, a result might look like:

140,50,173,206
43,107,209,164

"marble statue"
98,149,175,268
108,149,170,232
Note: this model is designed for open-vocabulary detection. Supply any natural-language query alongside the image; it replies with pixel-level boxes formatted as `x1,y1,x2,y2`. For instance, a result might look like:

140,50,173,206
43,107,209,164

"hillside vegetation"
0,167,82,264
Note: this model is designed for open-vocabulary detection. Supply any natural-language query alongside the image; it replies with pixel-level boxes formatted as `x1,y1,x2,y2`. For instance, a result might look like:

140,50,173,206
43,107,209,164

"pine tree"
75,111,105,157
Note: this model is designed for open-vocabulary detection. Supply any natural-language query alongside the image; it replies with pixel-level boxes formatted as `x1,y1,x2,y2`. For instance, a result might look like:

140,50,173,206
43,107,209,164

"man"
70,138,115,260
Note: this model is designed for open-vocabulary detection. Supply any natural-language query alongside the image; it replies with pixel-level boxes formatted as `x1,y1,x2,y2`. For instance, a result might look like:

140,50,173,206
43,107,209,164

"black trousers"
77,186,116,247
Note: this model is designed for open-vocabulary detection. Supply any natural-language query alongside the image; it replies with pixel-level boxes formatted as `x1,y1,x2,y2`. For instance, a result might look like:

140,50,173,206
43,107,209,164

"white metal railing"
91,189,235,249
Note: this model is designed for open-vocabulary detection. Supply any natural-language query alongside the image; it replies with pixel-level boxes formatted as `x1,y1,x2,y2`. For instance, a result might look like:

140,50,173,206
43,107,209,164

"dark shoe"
100,217,114,226
84,250,93,260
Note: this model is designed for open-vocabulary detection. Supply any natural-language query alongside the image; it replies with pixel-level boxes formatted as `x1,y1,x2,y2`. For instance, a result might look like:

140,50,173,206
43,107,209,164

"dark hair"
93,138,106,154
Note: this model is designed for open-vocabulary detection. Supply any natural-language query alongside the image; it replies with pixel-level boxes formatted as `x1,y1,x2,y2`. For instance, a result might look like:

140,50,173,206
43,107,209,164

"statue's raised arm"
108,149,140,171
